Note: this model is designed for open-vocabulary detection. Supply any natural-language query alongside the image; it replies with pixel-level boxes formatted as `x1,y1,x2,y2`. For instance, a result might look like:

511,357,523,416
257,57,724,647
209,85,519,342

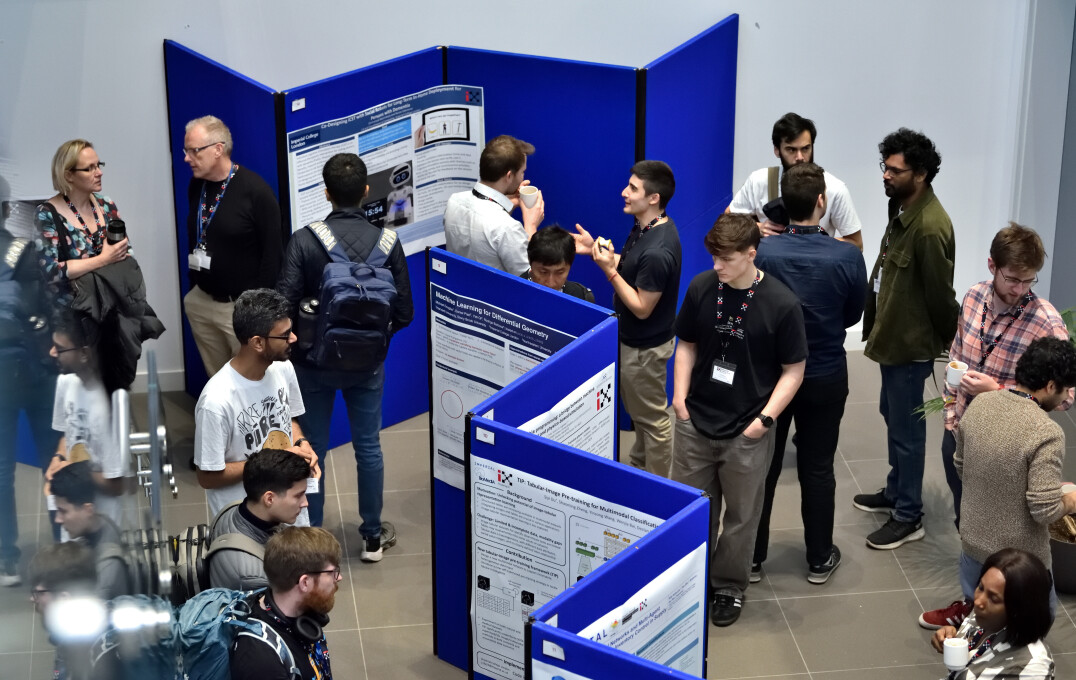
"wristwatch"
294,438,309,448
756,414,774,428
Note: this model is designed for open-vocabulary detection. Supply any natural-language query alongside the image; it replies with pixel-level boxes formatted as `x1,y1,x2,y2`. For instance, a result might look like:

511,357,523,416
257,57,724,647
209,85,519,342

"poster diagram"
470,456,661,680
519,363,616,461
286,84,485,255
430,281,576,489
577,543,707,676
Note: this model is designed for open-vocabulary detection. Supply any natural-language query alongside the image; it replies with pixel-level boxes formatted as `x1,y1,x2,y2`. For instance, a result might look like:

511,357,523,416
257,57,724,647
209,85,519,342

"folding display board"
642,15,739,295
163,40,283,396
464,418,705,680
527,619,702,680
427,248,611,669
445,48,638,303
527,496,710,678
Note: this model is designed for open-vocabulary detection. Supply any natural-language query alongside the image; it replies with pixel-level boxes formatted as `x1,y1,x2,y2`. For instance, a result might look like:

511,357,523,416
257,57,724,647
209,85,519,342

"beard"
302,584,338,615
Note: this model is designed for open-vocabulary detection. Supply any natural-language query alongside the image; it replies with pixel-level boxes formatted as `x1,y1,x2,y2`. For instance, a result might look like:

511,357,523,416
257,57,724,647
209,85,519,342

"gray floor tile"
353,552,432,629
324,629,367,680
705,598,808,679
780,591,939,672
1054,651,1076,678
361,624,465,680
0,651,33,680
28,651,56,680
763,526,911,597
811,664,946,679
887,526,962,590
845,350,881,405
837,401,886,462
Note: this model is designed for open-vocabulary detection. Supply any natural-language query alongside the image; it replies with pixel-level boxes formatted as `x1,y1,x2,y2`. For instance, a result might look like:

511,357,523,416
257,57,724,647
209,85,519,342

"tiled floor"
2,350,1076,679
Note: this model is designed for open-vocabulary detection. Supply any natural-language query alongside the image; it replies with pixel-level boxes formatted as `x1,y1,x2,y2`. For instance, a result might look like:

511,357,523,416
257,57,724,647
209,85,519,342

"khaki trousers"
183,286,240,377
619,338,674,477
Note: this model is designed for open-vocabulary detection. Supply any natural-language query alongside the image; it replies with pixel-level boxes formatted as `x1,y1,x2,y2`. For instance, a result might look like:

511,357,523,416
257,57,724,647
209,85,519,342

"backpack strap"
306,221,351,265
2,237,29,274
235,619,301,679
205,533,266,561
365,228,397,268
767,166,780,203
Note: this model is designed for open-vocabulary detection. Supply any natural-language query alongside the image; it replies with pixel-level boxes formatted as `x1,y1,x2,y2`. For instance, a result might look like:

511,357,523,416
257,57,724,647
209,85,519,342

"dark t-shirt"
675,270,807,439
230,593,330,680
187,166,283,300
615,218,681,348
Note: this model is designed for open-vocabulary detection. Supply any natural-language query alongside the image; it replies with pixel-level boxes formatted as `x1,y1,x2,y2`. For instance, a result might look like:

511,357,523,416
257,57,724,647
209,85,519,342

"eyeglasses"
998,271,1038,286
183,142,222,156
30,588,50,601
72,162,105,173
879,162,913,176
52,343,83,354
307,567,342,581
262,329,293,341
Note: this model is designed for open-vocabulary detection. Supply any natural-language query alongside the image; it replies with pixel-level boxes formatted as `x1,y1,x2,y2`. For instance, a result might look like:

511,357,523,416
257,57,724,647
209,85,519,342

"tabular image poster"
470,455,661,680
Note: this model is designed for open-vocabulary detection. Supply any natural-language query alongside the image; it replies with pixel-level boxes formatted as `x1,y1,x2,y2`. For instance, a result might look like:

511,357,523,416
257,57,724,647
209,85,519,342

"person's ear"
987,257,996,276
364,185,370,199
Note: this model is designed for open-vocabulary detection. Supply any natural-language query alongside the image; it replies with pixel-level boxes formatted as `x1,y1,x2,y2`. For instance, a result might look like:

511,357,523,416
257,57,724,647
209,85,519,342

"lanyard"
618,212,667,269
1008,388,1039,405
715,269,761,361
786,225,826,235
197,163,238,248
63,194,103,233
471,188,509,214
977,290,1033,369
966,626,1005,662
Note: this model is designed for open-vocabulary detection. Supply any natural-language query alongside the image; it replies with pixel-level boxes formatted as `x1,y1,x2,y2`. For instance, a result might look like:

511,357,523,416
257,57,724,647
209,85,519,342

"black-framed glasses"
262,329,293,341
307,567,342,580
29,588,50,601
72,162,105,173
183,142,222,155
998,271,1038,286
879,162,913,176
52,342,83,354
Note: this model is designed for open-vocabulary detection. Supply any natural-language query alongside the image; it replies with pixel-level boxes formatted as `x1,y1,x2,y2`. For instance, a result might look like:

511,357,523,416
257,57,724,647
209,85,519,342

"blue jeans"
879,361,934,523
0,358,61,561
295,363,385,537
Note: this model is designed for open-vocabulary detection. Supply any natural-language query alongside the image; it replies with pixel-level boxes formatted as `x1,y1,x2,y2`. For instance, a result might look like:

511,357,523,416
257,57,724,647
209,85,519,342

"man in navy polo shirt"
752,163,866,586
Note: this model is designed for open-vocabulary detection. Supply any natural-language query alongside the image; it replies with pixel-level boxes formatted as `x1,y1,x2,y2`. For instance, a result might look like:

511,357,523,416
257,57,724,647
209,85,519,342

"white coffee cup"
943,637,970,671
519,185,539,209
1061,482,1076,495
946,360,969,388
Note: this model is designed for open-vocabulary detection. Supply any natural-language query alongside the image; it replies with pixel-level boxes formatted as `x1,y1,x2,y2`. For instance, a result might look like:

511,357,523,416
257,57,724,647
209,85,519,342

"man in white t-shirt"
194,288,320,519
727,112,863,250
45,312,125,529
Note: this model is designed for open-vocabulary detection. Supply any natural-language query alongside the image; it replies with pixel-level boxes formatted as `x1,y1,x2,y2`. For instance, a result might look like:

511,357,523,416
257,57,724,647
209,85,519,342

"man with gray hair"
182,115,283,376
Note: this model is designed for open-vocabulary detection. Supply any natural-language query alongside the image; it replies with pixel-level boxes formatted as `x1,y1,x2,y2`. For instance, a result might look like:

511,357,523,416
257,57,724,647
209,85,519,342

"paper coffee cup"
946,360,969,388
1062,482,1076,495
943,637,970,671
519,185,539,209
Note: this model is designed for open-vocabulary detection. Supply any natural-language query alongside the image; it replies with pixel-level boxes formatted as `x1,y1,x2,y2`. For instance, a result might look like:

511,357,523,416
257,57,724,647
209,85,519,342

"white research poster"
518,363,616,460
430,282,576,489
530,660,594,680
577,543,707,676
470,456,661,680
286,84,484,255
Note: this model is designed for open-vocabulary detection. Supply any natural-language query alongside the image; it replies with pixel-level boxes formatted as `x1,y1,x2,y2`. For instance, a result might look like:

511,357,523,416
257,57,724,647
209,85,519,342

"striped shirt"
943,281,1069,430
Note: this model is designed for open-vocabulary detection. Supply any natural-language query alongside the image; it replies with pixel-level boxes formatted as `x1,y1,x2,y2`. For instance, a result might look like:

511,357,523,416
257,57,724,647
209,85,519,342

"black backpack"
307,221,398,372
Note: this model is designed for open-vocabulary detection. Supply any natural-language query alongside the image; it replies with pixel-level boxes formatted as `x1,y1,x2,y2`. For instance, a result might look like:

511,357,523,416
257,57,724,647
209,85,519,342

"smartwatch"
756,414,774,428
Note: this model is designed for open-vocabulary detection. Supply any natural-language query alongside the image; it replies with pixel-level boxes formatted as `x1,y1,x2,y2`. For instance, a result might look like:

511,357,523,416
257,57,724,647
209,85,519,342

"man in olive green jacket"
853,128,959,551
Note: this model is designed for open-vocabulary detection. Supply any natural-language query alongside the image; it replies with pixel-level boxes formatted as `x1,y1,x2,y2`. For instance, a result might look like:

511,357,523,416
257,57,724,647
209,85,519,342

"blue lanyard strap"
196,163,238,248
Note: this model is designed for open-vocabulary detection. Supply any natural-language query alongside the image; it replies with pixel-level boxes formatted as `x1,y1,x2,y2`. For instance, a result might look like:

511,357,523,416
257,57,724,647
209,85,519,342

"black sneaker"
710,593,743,627
360,521,398,563
866,517,925,550
749,562,762,584
807,545,842,584
852,488,895,514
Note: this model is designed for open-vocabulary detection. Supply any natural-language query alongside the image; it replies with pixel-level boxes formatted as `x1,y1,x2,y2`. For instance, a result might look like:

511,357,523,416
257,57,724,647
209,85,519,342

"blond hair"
51,139,94,195
185,115,234,156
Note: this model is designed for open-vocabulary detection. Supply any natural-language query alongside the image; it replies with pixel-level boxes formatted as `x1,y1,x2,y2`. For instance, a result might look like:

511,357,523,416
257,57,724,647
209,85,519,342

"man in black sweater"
183,115,283,377
276,153,413,561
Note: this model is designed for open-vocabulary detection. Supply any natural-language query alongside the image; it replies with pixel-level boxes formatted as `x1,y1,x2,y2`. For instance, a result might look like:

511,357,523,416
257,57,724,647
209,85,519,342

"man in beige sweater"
954,336,1076,614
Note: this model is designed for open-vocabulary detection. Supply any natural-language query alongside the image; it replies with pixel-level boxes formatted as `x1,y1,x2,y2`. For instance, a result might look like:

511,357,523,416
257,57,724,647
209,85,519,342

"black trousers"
753,367,849,567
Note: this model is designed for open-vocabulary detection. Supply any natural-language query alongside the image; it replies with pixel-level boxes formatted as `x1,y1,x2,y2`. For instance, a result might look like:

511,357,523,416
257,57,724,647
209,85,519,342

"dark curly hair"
1014,336,1076,392
878,128,941,184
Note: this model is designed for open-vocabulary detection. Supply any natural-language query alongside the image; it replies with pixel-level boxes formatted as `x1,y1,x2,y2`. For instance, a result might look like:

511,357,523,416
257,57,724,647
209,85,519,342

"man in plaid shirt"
919,222,1069,631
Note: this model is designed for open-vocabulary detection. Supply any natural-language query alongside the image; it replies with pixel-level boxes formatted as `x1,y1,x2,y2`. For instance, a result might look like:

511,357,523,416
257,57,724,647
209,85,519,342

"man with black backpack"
277,153,413,561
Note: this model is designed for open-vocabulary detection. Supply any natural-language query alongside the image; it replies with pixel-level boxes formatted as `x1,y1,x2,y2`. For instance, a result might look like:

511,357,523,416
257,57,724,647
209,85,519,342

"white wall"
0,0,1070,386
